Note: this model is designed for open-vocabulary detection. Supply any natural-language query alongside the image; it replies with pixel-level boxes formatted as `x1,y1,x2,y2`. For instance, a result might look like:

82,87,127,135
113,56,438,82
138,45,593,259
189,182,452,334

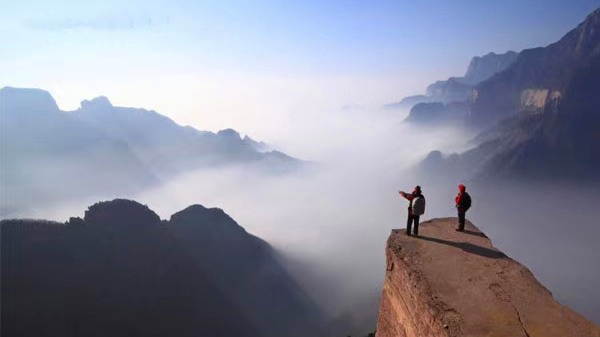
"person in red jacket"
455,184,471,231
399,185,425,236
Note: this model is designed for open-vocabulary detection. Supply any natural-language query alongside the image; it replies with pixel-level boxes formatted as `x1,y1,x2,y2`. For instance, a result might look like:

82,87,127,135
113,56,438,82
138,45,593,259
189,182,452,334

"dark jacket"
400,191,423,215
455,192,471,212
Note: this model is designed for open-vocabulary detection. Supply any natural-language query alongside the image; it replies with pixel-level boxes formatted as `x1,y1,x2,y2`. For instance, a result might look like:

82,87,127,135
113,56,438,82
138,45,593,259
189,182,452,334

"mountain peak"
80,96,113,110
217,128,242,140
0,87,59,114
176,204,209,215
463,51,519,85
84,199,162,229
170,204,245,235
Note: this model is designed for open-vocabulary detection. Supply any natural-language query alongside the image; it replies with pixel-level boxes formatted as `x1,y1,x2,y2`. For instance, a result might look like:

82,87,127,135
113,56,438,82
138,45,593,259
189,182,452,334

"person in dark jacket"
399,185,425,236
455,184,471,231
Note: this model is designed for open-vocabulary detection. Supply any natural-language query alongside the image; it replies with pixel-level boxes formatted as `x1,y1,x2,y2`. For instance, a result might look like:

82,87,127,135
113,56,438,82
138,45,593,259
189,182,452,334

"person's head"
413,185,422,195
459,184,466,193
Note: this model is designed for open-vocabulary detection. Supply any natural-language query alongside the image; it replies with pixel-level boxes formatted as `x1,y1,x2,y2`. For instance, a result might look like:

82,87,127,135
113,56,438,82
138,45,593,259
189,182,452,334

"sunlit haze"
2,0,598,140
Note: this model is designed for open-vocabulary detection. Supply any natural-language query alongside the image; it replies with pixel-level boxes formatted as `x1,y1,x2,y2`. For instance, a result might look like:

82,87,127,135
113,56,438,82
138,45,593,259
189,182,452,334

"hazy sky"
2,0,599,135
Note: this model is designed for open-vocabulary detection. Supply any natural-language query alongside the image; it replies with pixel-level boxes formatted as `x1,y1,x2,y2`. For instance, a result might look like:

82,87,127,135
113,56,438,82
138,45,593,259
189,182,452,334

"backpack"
462,193,472,210
412,195,426,216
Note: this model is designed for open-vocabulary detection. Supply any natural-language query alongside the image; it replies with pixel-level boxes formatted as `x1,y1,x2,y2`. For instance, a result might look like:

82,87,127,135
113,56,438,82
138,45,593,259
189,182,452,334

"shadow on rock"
417,235,507,259
462,229,488,238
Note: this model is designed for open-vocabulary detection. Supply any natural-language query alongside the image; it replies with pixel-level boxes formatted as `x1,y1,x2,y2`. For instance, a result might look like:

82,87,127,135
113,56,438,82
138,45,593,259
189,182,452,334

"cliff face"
421,7,600,181
462,51,519,86
0,87,60,114
386,51,518,111
470,8,600,127
425,78,473,103
519,89,561,114
406,101,469,125
424,51,519,103
375,218,600,337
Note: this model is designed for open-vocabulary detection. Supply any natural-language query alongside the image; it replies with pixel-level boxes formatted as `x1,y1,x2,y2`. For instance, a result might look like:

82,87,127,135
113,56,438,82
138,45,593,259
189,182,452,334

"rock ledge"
375,218,600,337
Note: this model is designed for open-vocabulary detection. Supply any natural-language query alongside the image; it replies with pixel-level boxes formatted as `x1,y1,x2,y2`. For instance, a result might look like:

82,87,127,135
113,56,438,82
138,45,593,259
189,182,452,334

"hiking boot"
455,228,463,232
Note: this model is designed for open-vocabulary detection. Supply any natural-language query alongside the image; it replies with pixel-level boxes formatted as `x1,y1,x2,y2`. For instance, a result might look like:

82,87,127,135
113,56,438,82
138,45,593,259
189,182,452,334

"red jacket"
455,192,464,205
455,184,467,210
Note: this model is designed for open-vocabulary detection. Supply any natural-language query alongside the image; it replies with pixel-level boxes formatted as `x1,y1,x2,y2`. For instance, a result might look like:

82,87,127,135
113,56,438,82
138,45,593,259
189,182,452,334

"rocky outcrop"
0,87,60,114
80,96,113,110
425,78,473,103
384,95,434,110
424,51,519,104
519,89,562,114
376,218,600,337
405,101,469,125
462,51,519,85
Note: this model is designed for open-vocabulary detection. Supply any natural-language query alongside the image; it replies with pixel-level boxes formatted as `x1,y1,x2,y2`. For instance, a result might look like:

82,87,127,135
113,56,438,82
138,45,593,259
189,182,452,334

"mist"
1,105,470,328
468,182,600,324
6,103,600,331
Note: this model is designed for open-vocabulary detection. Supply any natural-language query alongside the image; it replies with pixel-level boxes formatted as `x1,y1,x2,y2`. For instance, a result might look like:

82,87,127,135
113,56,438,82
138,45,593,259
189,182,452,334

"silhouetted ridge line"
1,199,325,337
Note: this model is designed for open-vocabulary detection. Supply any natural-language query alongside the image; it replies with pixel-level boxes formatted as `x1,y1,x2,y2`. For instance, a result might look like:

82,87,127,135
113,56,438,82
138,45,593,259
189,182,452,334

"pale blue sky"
1,0,599,134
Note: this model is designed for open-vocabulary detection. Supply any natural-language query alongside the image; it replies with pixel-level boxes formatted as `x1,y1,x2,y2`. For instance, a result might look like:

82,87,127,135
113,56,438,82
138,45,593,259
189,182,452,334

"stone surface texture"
375,218,600,337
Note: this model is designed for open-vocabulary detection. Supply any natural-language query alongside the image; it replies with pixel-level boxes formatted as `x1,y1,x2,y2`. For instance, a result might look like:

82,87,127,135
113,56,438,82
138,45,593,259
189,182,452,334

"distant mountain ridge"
0,87,298,217
71,95,293,176
385,51,518,112
424,51,518,103
0,87,158,217
1,199,325,337
422,7,600,181
470,7,600,126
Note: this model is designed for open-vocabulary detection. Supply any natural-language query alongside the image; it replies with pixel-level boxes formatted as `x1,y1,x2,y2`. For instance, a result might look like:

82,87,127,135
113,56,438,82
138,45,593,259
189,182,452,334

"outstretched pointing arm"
399,191,414,200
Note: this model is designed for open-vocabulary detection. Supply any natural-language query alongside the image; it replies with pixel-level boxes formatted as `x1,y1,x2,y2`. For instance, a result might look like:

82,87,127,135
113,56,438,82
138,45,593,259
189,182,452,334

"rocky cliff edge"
376,218,600,337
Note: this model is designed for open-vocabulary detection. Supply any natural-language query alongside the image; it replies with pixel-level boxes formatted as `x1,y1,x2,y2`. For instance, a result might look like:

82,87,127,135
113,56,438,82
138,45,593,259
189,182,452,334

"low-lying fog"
9,106,600,328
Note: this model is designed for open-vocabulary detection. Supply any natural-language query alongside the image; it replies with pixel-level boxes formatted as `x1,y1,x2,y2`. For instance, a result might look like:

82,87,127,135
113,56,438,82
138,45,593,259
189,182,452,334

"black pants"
406,214,420,236
457,210,466,231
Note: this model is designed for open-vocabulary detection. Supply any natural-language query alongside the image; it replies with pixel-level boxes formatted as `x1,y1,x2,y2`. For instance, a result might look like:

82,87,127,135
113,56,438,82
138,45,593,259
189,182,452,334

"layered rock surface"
376,218,600,337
